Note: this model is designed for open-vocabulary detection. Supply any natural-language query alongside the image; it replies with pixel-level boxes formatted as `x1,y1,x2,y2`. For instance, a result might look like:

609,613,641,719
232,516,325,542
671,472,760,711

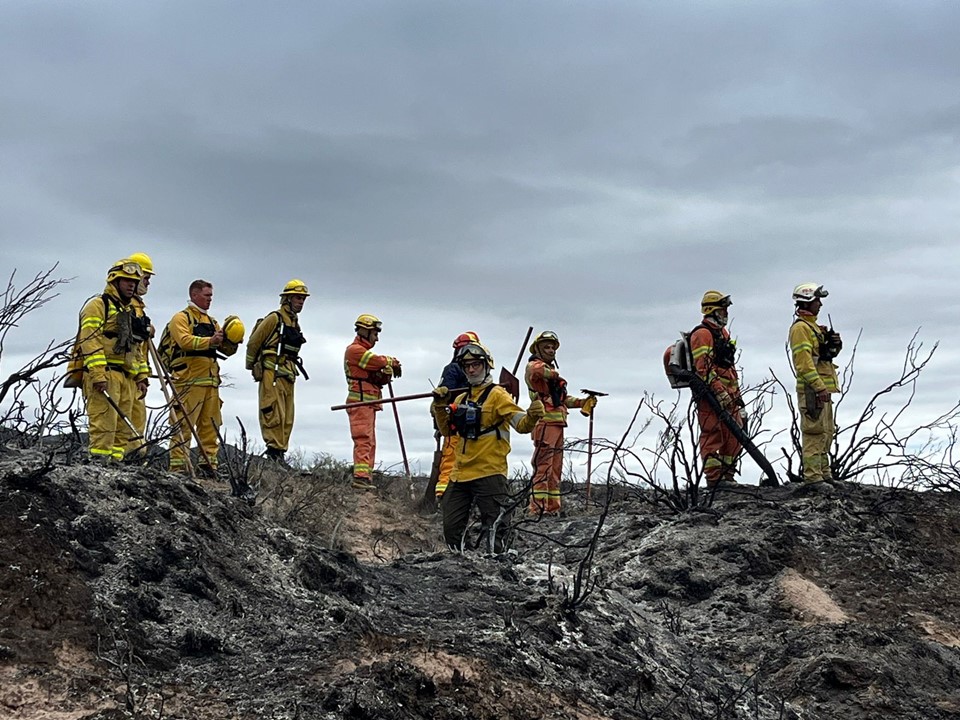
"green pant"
441,474,512,553
798,391,834,482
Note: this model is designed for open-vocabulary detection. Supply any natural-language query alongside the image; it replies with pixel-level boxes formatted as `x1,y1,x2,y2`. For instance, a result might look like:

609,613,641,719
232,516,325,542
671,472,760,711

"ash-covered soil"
3,447,960,719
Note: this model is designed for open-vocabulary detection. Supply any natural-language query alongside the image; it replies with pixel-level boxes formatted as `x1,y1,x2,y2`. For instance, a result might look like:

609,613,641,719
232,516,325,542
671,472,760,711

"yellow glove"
527,399,545,421
432,386,449,403
382,364,394,378
714,389,733,410
579,395,597,417
515,399,544,433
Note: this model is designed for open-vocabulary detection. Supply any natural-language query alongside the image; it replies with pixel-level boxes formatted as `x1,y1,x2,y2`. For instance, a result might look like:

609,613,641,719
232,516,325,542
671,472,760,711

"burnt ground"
3,446,960,720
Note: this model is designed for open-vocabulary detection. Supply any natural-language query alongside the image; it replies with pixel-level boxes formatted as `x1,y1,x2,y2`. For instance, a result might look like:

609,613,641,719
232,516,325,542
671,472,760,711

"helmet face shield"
128,252,155,276
529,330,560,354
107,260,144,283
355,313,382,332
455,343,494,369
792,283,828,303
701,290,732,314
282,279,311,297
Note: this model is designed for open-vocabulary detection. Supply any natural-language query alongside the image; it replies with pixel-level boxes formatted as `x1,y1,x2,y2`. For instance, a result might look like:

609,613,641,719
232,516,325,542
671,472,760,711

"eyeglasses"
462,360,485,370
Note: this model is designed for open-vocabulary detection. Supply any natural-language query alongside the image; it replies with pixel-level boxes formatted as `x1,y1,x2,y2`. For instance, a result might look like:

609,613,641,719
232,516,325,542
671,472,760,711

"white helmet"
792,283,828,303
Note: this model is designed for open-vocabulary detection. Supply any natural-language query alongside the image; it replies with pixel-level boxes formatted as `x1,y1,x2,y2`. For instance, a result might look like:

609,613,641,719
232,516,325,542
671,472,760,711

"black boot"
265,448,292,469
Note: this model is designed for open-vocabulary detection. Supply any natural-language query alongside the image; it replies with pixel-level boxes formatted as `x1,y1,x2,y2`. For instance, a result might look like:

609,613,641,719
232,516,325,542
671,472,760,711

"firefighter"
343,314,402,490
246,280,309,468
432,342,544,553
124,251,155,460
164,279,242,478
433,332,481,501
789,283,842,484
692,291,744,487
74,259,149,463
525,331,597,515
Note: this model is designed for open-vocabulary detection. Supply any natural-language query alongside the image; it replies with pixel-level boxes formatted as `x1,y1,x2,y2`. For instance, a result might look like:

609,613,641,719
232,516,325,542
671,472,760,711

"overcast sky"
2,1,959,483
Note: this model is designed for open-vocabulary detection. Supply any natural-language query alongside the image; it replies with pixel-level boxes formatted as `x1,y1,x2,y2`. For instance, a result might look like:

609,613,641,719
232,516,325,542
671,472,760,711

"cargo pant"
530,423,564,515
126,394,147,457
83,369,137,462
169,384,222,472
259,371,296,452
798,391,834,482
696,399,742,486
346,403,378,480
441,474,512,553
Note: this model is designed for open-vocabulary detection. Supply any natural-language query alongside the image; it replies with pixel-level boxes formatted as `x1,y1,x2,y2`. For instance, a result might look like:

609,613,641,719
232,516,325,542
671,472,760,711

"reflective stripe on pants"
347,404,377,479
530,423,564,515
169,384,222,471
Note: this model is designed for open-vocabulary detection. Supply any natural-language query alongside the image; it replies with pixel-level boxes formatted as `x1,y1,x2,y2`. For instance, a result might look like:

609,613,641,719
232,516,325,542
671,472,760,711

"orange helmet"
453,331,480,349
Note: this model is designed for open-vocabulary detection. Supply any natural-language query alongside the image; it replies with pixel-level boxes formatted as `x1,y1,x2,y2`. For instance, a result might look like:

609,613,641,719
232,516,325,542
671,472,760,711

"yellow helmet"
128,252,155,276
281,279,310,297
529,330,560,354
223,315,245,344
701,290,732,314
106,258,144,283
355,313,382,331
456,342,495,370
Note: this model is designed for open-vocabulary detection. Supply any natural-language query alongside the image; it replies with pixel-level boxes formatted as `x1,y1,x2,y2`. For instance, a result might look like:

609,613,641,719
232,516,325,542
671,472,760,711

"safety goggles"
110,261,143,277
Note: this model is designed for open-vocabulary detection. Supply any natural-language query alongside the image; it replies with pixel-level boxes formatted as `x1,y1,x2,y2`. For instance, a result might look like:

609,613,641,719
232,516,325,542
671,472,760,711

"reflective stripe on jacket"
789,312,839,393
525,358,582,426
432,382,528,482
76,284,143,383
168,305,238,387
344,336,395,403
130,295,152,379
246,306,302,381
691,319,740,399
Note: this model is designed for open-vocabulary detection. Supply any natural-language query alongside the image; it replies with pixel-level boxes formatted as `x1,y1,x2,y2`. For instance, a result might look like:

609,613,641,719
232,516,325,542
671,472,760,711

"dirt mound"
4,448,960,719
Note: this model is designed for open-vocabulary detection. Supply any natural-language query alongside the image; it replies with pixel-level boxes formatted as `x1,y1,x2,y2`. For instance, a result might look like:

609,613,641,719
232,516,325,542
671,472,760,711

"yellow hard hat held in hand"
223,315,245,344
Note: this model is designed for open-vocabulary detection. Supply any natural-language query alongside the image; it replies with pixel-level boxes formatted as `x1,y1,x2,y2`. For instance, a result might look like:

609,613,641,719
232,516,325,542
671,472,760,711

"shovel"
499,326,533,401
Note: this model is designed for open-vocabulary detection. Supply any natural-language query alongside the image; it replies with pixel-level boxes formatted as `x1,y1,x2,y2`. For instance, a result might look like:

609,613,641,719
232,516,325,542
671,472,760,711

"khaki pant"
346,404,378,479
83,370,137,461
798,391,834,482
169,384,222,472
126,394,147,456
259,371,296,452
530,423,564,514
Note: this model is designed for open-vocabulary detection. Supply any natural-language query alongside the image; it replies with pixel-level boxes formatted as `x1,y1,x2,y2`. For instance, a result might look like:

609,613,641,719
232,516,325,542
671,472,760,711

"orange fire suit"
691,319,743,486
525,358,585,515
343,336,398,480
789,312,840,482
246,305,305,453
75,284,148,461
166,306,239,473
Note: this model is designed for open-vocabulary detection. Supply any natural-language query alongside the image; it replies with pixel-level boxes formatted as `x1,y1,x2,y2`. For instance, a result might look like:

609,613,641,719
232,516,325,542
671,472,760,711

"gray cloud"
3,1,959,480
